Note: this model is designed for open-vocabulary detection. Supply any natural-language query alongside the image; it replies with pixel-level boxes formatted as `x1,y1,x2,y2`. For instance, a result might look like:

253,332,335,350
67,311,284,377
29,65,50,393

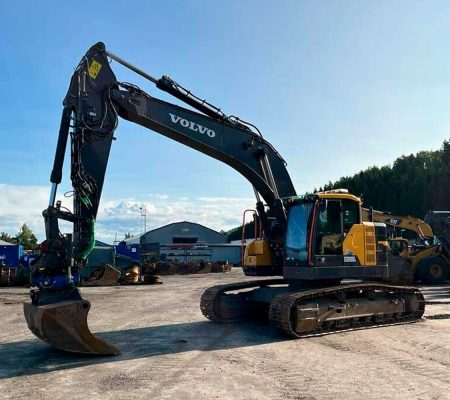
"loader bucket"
24,297,121,355
383,255,415,285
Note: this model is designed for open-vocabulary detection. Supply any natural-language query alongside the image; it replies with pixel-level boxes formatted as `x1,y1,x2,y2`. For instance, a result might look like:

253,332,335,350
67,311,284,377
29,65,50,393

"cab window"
285,202,314,264
316,199,342,255
342,199,359,233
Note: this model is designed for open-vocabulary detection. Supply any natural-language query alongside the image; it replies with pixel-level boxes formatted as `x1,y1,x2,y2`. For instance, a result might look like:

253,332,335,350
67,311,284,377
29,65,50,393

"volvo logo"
169,113,216,138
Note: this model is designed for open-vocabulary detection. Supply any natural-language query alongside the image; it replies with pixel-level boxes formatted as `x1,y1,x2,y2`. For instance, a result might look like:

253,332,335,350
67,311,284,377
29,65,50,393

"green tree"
14,224,38,250
0,232,14,243
227,138,450,234
227,220,258,242
315,138,450,217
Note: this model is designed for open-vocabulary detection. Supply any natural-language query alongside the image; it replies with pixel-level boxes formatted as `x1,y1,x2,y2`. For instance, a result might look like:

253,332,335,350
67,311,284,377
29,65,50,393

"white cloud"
0,183,50,239
96,195,256,242
0,183,256,243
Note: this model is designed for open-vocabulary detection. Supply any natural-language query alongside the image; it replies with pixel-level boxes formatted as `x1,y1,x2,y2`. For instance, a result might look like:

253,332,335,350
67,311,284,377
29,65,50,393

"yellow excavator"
362,208,450,284
24,43,425,355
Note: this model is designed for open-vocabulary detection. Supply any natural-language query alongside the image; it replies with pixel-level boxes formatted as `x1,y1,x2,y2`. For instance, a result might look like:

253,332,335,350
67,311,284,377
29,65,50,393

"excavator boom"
25,42,296,354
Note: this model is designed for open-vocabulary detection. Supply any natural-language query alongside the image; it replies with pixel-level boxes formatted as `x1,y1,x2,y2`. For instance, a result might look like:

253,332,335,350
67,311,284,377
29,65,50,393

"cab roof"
317,192,362,204
283,191,362,205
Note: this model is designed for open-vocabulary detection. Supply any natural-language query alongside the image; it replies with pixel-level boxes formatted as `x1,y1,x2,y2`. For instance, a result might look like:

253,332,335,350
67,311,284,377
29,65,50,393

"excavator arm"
51,42,295,269
25,42,296,355
362,207,433,241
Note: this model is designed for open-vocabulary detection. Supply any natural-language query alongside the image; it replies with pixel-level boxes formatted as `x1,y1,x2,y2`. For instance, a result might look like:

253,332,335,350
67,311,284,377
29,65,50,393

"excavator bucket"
24,295,120,355
83,264,121,287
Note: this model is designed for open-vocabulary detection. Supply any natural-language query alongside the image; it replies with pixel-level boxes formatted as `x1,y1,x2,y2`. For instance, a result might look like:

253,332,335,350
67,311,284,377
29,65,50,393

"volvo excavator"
362,208,450,284
24,43,425,355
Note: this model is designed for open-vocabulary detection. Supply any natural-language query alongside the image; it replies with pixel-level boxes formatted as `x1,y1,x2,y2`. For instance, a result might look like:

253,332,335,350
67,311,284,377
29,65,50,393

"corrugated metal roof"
123,221,226,245
147,221,226,239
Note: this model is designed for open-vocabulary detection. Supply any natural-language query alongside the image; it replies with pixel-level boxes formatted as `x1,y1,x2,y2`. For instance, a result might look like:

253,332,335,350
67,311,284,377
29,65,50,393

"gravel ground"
0,270,449,400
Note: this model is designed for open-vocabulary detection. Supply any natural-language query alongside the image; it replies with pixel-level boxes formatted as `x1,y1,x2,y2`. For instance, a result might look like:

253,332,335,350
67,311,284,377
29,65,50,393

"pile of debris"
0,266,30,286
0,267,16,286
141,260,232,276
1,259,233,287
83,264,121,286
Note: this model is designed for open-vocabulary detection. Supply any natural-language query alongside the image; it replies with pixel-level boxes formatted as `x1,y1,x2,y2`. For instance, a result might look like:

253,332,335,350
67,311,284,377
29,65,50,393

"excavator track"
269,283,425,338
201,281,425,338
200,279,286,322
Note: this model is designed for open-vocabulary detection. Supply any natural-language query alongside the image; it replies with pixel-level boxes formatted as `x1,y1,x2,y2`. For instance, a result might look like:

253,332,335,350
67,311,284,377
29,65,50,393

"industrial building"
124,221,242,265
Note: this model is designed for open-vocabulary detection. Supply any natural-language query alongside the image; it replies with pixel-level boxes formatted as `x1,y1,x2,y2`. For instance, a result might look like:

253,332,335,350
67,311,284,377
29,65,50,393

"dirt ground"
0,270,449,400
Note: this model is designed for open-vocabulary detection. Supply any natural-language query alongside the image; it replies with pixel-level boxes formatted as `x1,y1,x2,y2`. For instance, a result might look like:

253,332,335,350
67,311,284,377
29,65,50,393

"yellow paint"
410,245,449,269
342,222,377,266
88,60,102,79
363,222,377,265
343,224,365,265
318,192,362,205
243,239,272,267
361,208,433,237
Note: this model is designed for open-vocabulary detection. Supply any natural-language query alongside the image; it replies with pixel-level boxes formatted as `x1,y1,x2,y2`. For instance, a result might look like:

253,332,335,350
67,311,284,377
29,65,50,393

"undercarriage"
200,279,425,337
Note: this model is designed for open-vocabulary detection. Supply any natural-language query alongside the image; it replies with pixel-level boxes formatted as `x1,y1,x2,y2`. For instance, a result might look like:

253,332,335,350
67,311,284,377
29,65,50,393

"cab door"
314,198,360,263
316,199,343,256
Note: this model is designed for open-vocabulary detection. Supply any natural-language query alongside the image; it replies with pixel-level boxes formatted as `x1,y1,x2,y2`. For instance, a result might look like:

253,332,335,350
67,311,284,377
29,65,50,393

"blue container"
115,243,140,261
21,253,39,268
0,245,24,267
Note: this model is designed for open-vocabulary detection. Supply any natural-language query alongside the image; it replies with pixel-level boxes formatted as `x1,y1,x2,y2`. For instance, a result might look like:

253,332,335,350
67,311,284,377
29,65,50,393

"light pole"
139,206,147,233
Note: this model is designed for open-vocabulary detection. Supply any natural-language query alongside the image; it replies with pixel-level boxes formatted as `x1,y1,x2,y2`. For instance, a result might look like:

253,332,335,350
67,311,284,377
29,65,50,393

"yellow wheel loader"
362,208,450,284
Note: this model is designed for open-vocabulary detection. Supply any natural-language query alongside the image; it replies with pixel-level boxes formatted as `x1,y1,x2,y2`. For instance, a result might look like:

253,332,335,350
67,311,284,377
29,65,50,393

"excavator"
362,208,450,284
24,43,425,355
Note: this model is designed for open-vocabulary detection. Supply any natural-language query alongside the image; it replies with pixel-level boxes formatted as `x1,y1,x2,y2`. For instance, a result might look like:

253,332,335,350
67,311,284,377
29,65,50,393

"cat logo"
386,218,401,225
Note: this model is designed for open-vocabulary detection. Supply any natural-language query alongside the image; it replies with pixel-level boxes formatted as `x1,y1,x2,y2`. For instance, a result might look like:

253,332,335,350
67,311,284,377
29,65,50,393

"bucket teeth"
24,298,120,355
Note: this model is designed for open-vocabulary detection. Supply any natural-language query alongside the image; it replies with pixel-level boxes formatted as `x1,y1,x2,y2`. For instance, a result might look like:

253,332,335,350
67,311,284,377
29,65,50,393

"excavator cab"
283,191,389,280
244,190,389,280
314,195,361,256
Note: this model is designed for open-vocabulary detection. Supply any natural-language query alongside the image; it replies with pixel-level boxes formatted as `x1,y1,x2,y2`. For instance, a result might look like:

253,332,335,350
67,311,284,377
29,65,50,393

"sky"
0,1,449,242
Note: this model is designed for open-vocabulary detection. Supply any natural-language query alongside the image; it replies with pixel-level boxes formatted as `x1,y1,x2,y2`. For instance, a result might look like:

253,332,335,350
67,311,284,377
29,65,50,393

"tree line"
227,138,450,240
319,138,450,217
0,224,38,251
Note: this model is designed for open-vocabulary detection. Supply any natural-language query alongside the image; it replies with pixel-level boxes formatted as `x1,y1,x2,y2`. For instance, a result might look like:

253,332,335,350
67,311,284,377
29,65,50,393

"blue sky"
1,1,449,241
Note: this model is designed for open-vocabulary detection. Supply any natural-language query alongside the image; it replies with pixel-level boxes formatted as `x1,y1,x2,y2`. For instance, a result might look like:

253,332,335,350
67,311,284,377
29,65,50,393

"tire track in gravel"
324,327,450,386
